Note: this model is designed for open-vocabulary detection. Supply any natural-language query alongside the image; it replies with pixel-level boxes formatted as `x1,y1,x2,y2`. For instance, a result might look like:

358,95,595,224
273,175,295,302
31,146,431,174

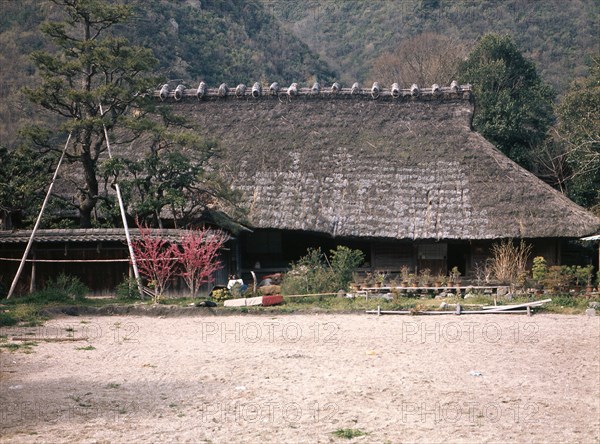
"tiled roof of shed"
0,228,203,244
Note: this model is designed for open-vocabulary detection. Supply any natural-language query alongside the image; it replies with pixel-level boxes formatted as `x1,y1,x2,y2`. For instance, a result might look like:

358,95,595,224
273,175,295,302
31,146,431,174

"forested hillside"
2,0,597,147
0,0,335,147
264,0,598,92
0,0,598,218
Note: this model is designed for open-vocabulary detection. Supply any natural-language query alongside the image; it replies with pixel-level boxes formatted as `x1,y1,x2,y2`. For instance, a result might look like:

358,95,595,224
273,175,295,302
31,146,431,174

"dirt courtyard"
1,312,599,443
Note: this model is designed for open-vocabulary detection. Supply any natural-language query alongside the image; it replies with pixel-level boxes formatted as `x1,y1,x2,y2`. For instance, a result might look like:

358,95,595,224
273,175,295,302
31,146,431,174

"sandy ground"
1,312,599,443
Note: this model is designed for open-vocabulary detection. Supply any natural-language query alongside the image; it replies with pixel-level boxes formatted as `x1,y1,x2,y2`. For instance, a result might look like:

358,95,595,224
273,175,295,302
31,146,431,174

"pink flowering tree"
131,222,179,302
176,228,229,298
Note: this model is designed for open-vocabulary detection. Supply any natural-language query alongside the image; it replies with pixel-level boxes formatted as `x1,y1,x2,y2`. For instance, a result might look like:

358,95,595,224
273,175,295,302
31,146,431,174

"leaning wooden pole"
7,133,72,299
99,104,145,300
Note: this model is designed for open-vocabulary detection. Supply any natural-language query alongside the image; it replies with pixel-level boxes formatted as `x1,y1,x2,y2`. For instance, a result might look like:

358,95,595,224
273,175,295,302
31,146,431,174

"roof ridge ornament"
174,84,185,101
154,81,471,101
252,82,262,98
197,81,207,98
159,84,169,101
235,84,246,97
269,82,280,95
371,82,381,99
288,82,298,97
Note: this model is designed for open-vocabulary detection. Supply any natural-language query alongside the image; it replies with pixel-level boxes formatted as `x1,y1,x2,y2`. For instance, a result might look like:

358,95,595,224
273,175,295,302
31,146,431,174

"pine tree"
23,0,158,227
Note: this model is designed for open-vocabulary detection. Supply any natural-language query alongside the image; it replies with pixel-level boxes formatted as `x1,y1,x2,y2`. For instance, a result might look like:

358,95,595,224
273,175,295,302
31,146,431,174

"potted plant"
400,266,410,287
351,272,362,291
419,268,431,287
407,273,417,288
374,271,387,288
364,271,374,288
434,273,446,288
450,266,461,288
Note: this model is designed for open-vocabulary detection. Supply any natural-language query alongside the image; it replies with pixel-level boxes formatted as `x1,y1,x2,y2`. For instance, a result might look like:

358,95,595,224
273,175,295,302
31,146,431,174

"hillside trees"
459,34,555,168
369,33,467,87
0,146,52,229
555,56,600,210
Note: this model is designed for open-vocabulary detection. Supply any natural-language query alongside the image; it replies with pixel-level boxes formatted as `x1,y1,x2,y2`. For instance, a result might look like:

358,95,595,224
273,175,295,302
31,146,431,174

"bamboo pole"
0,258,131,263
7,133,72,299
99,104,144,300
366,309,530,315
283,292,338,299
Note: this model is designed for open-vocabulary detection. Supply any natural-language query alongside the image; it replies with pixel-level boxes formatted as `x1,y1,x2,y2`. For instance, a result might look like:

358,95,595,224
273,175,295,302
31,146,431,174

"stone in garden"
504,293,513,301
464,293,476,299
258,285,281,296
497,286,509,297
585,308,597,317
337,290,346,298
588,301,600,309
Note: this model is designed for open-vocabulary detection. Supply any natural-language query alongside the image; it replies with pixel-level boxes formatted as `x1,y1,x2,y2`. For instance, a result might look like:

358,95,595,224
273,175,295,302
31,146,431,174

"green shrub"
332,428,367,439
542,266,575,290
13,274,88,304
211,288,232,302
0,312,18,327
116,277,140,300
573,265,594,286
281,246,364,295
549,294,578,307
330,246,365,290
532,256,547,284
43,273,88,300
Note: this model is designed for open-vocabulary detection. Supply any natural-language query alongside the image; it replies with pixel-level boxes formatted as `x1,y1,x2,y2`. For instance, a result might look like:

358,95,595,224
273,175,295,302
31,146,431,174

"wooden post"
29,250,36,294
250,271,257,295
7,133,72,299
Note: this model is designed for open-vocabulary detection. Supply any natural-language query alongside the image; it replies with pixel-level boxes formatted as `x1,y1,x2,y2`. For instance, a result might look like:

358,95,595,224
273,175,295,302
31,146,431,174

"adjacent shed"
0,228,231,296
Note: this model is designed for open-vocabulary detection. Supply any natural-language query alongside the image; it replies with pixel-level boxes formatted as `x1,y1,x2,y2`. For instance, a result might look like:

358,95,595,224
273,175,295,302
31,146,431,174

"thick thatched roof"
158,83,599,240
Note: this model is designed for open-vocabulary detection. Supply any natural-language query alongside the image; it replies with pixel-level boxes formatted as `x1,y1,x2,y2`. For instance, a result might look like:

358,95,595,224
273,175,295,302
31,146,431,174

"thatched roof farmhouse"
2,82,597,296
155,82,599,277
